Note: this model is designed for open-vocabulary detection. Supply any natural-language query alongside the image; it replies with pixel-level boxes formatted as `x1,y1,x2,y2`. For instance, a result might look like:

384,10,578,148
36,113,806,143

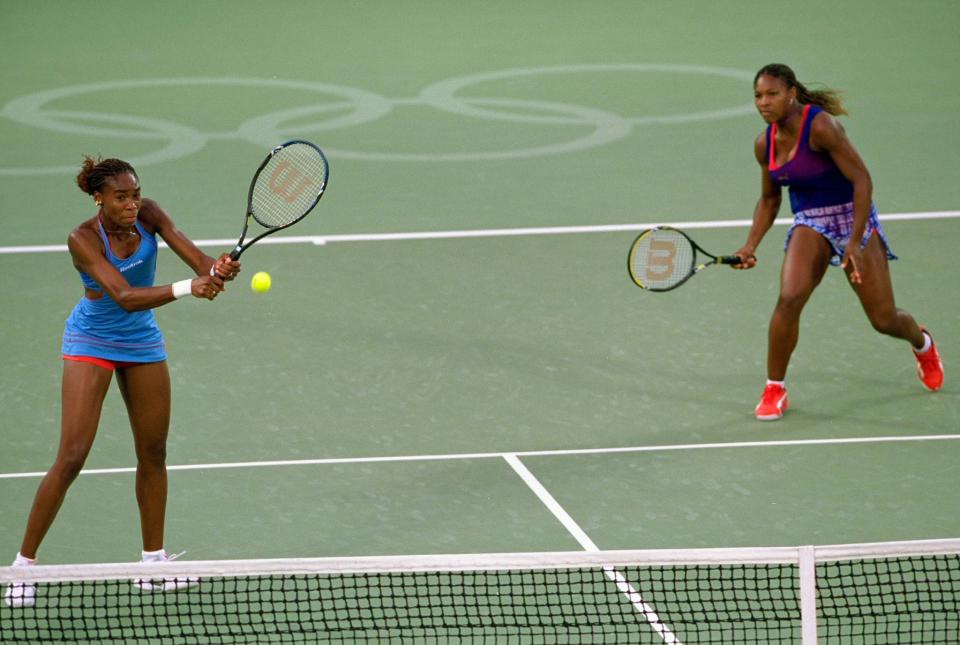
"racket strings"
251,144,328,228
629,229,695,290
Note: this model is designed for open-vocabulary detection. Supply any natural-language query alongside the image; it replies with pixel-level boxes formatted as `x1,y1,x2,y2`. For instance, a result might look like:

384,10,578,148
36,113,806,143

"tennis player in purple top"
4,157,241,607
731,64,943,421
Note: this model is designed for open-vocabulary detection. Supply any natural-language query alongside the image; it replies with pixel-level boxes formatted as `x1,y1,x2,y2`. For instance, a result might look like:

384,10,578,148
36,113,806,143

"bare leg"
846,233,925,348
18,361,113,559
766,227,833,381
116,361,171,552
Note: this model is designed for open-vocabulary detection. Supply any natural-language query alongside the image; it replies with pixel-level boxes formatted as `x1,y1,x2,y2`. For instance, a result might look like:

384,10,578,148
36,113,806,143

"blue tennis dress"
62,220,166,362
766,104,896,265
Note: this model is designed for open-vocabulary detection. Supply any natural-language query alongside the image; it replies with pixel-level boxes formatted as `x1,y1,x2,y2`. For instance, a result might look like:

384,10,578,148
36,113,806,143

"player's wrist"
172,279,193,299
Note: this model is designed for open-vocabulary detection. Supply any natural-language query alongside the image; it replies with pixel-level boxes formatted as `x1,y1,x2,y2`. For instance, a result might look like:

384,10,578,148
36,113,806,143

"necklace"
98,215,138,237
104,227,138,237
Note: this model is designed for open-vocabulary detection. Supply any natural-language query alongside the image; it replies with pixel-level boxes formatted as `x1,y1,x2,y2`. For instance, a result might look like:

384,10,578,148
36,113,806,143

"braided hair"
754,64,848,116
76,156,138,196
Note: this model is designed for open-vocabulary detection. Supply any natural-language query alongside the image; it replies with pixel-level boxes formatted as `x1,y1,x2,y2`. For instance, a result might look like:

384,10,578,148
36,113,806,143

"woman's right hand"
731,248,758,270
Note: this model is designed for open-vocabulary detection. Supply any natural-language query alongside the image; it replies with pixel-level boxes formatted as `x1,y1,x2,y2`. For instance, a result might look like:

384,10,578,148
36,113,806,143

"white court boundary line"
2,433,958,480
0,211,957,255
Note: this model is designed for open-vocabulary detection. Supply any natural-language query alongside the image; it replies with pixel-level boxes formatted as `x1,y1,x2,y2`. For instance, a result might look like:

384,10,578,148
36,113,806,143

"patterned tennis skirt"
785,201,896,266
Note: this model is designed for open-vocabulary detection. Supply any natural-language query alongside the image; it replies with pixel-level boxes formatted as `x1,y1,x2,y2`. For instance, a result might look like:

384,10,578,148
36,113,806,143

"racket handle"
718,255,746,265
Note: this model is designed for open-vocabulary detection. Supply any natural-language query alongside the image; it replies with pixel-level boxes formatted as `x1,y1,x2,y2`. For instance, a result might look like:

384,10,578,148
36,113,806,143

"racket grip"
719,255,746,265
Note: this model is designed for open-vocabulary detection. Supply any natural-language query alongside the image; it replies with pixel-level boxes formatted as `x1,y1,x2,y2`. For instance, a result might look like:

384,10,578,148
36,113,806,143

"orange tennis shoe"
914,328,944,392
755,383,789,421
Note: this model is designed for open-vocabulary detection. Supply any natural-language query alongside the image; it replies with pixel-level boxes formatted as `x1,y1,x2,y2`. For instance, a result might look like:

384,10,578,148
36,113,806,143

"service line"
2,433,958,479
1,211,957,255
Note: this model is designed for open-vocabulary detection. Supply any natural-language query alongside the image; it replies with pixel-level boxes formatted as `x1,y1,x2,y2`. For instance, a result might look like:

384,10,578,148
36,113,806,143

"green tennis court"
1,1,958,640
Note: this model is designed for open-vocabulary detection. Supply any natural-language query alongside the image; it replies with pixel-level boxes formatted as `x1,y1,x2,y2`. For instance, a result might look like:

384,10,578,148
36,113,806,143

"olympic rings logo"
1,64,755,175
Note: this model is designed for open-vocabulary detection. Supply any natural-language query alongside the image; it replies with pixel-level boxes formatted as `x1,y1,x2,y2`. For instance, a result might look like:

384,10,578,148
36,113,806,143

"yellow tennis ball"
251,271,272,293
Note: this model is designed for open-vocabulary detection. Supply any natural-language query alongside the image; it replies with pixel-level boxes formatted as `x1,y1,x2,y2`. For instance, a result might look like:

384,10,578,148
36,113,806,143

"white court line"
503,455,601,551
1,211,957,255
504,454,681,644
2,433,957,480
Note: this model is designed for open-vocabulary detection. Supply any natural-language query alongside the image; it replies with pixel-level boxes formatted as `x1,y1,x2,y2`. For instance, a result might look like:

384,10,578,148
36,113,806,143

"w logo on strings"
645,238,677,280
268,161,312,204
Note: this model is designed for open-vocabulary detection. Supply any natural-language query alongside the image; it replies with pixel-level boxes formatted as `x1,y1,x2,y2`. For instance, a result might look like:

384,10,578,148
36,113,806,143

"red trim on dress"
769,104,812,171
63,355,143,371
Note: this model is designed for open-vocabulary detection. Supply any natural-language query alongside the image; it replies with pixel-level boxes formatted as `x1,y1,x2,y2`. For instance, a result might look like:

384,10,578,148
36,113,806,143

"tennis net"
1,538,958,643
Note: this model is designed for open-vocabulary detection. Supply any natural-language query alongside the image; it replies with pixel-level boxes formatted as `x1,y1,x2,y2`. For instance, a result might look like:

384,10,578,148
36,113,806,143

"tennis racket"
227,139,329,260
627,226,742,291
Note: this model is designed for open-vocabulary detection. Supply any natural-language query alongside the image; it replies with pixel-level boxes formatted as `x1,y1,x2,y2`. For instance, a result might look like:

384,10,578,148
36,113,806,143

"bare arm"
142,199,241,282
144,197,241,282
138,199,213,275
733,133,783,269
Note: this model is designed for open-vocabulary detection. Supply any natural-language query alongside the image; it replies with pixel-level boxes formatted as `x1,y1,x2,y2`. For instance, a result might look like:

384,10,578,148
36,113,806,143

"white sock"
915,332,932,354
13,553,36,567
141,549,166,562
766,379,786,388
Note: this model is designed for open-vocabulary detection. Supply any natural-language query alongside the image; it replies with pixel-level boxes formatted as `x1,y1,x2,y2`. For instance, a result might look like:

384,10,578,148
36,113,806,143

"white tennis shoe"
3,581,36,608
133,550,199,592
4,553,37,608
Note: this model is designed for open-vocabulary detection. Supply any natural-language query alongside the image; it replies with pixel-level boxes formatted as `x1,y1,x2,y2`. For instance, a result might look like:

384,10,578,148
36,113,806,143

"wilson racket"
228,139,329,260
627,226,742,291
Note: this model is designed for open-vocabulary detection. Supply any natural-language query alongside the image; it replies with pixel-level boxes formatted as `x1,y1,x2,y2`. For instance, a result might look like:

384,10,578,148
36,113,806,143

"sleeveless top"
768,105,897,264
766,104,854,213
62,219,166,362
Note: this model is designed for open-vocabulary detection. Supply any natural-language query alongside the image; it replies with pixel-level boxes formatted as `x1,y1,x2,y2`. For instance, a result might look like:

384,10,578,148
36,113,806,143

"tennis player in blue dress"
5,157,241,607
731,64,943,421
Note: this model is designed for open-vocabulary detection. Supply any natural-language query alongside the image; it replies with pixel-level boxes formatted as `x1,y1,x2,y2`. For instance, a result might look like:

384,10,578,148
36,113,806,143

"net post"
798,545,817,645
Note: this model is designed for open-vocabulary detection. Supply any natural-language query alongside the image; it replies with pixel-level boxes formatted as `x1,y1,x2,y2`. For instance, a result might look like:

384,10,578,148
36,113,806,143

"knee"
775,289,810,317
867,310,901,337
52,450,89,484
136,440,167,469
